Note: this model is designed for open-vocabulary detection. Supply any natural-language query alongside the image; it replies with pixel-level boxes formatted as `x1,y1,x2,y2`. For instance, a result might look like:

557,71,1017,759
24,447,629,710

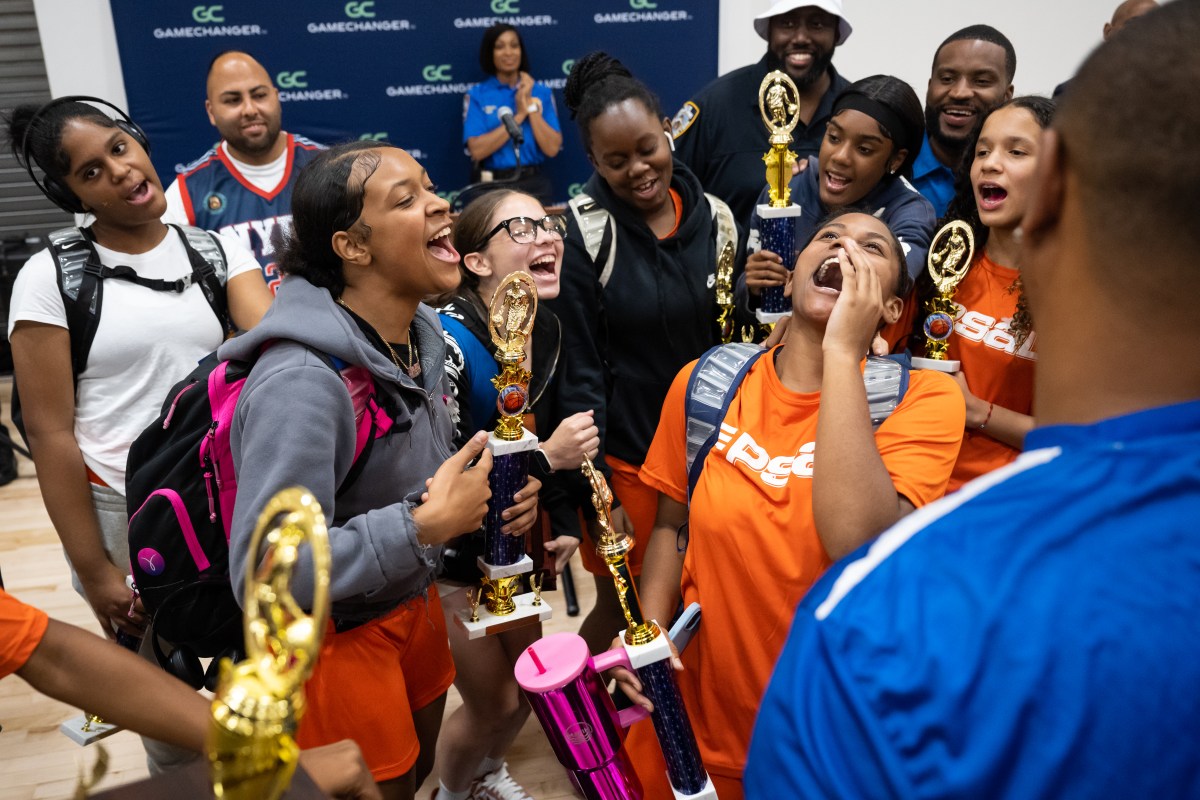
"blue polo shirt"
911,132,957,219
746,398,1200,799
462,76,561,171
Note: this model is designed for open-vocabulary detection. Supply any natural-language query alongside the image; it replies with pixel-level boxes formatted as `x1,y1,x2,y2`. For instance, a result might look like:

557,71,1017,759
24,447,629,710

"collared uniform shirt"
462,76,561,171
911,132,957,219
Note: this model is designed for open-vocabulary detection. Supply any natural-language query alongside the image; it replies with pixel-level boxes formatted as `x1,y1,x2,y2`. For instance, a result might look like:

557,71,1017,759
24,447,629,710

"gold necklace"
336,298,421,378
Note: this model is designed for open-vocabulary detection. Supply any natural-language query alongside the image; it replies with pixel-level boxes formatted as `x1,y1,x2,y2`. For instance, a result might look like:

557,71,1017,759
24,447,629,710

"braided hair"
563,51,663,154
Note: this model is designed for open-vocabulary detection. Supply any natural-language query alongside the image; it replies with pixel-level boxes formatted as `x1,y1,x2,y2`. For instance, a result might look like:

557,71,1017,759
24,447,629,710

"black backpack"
10,224,232,447
125,345,387,664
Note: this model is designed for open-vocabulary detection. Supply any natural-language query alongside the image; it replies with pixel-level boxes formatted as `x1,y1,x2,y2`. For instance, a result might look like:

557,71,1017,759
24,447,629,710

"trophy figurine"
755,70,805,325
513,457,716,800
207,487,331,800
911,220,976,373
455,271,552,639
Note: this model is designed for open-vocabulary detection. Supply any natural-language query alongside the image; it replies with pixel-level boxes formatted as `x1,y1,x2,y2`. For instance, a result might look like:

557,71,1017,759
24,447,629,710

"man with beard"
912,26,1014,218
670,1,852,223
164,51,323,293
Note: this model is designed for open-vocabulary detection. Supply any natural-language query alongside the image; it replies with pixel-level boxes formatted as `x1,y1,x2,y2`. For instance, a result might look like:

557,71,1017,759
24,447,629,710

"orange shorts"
295,585,455,781
579,456,659,578
624,718,744,800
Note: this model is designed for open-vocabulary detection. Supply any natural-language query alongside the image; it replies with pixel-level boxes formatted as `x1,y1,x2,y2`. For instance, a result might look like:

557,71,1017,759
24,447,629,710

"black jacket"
545,160,745,475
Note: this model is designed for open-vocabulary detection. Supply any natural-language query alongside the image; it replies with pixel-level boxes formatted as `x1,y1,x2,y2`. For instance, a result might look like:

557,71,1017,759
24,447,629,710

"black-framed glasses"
484,214,567,245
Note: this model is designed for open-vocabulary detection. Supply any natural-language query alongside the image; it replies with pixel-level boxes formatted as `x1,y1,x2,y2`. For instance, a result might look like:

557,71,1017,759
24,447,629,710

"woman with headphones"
4,98,270,749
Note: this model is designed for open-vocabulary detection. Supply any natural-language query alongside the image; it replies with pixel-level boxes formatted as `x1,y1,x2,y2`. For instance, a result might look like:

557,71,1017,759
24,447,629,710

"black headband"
831,92,913,155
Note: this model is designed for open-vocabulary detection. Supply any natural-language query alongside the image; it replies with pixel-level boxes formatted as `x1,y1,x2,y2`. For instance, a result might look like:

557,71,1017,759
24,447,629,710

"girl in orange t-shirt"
613,211,965,800
903,97,1055,491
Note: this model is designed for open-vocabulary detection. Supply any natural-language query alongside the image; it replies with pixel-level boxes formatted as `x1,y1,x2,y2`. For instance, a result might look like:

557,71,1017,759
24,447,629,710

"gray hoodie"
219,276,456,624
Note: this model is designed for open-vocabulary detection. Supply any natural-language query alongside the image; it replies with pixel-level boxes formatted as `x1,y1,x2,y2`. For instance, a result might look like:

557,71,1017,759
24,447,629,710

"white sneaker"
471,763,533,800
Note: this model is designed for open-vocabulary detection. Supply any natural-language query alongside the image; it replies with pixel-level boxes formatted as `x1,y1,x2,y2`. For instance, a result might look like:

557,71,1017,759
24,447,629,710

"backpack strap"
323,354,392,496
47,226,102,383
684,342,765,503
705,192,738,262
864,354,911,428
568,192,617,287
173,224,235,337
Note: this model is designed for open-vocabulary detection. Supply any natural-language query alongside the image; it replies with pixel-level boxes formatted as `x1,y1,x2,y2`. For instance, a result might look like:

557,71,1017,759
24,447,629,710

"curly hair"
906,96,1054,354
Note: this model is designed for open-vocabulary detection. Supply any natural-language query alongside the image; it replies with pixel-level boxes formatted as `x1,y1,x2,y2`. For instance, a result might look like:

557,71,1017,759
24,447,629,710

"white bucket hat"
754,0,853,46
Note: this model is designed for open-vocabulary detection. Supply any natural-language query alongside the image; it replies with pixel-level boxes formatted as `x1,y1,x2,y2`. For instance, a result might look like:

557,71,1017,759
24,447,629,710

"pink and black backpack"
125,345,389,666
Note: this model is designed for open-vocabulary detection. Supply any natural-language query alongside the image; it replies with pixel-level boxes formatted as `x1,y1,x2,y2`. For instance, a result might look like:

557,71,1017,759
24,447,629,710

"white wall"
719,0,1118,100
35,1,1114,112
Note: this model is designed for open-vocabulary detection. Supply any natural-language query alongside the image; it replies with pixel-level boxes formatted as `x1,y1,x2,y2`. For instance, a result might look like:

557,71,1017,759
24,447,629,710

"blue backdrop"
109,1,720,207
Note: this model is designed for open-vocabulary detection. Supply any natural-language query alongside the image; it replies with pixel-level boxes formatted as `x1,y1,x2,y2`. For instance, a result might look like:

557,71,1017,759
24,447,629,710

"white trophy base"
455,591,551,639
755,203,803,220
60,713,122,745
616,621,674,669
672,776,718,800
486,431,540,455
478,553,533,581
755,309,792,324
911,356,961,373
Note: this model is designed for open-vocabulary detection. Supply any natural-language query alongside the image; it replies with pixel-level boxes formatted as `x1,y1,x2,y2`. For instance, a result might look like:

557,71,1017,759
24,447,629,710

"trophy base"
617,622,674,669
60,714,122,746
455,592,551,639
911,356,961,373
755,309,791,324
671,775,718,800
486,431,540,456
755,203,803,220
478,553,533,580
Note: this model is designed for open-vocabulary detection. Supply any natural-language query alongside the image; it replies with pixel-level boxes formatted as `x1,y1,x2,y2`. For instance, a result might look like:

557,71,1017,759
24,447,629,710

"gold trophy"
455,271,552,638
580,456,716,798
207,488,331,800
755,70,805,325
911,220,976,373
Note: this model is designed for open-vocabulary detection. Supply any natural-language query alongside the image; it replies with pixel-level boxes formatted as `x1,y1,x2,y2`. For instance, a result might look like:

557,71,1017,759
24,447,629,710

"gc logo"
567,183,585,198
192,4,224,23
490,0,519,14
423,64,453,82
561,59,575,76
344,0,375,18
277,71,309,89
439,189,463,207
359,132,389,141
630,0,659,7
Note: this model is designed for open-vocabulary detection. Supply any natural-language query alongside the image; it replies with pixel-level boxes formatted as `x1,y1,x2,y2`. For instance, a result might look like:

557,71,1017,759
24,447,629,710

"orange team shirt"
880,251,1036,491
636,347,964,782
0,587,50,679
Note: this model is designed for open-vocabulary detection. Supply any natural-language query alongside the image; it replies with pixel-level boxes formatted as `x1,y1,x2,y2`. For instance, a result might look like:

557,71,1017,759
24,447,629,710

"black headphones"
152,632,244,692
18,95,151,215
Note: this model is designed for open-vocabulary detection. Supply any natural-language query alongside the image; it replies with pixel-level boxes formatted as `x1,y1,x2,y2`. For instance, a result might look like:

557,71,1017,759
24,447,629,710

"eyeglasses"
484,214,568,245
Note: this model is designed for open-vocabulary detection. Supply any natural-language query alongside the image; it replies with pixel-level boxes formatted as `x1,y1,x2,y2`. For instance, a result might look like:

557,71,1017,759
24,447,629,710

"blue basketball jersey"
175,133,324,293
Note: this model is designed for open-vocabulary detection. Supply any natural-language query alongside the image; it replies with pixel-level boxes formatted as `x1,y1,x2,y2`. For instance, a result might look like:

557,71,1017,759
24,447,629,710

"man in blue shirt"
912,26,1014,218
746,3,1200,797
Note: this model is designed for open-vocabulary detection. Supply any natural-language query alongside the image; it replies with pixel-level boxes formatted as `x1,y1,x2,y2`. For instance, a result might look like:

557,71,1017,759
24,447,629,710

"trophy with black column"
513,458,715,800
455,270,552,638
754,70,805,325
911,220,976,372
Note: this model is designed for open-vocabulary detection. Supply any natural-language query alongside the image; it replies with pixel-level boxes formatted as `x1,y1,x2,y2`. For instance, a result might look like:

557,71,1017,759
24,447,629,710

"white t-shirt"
7,228,259,494
163,140,289,224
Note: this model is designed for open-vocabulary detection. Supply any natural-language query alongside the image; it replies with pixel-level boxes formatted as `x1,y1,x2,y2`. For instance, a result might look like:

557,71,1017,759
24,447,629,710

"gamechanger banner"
108,0,720,207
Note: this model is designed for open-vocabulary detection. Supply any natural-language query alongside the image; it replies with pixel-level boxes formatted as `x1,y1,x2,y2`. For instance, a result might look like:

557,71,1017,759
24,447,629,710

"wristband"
979,402,995,430
526,100,540,115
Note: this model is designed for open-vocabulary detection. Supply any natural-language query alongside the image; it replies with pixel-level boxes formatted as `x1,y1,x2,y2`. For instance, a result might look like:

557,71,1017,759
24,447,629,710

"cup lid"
514,632,591,693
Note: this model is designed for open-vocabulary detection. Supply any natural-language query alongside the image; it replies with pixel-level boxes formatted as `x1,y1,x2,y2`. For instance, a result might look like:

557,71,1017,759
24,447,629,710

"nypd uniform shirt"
462,76,560,172
672,56,850,225
745,398,1200,799
165,133,324,293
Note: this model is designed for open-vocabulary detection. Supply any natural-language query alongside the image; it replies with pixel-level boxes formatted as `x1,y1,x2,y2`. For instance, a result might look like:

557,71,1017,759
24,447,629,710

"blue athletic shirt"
174,133,324,293
462,76,560,171
746,398,1200,799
